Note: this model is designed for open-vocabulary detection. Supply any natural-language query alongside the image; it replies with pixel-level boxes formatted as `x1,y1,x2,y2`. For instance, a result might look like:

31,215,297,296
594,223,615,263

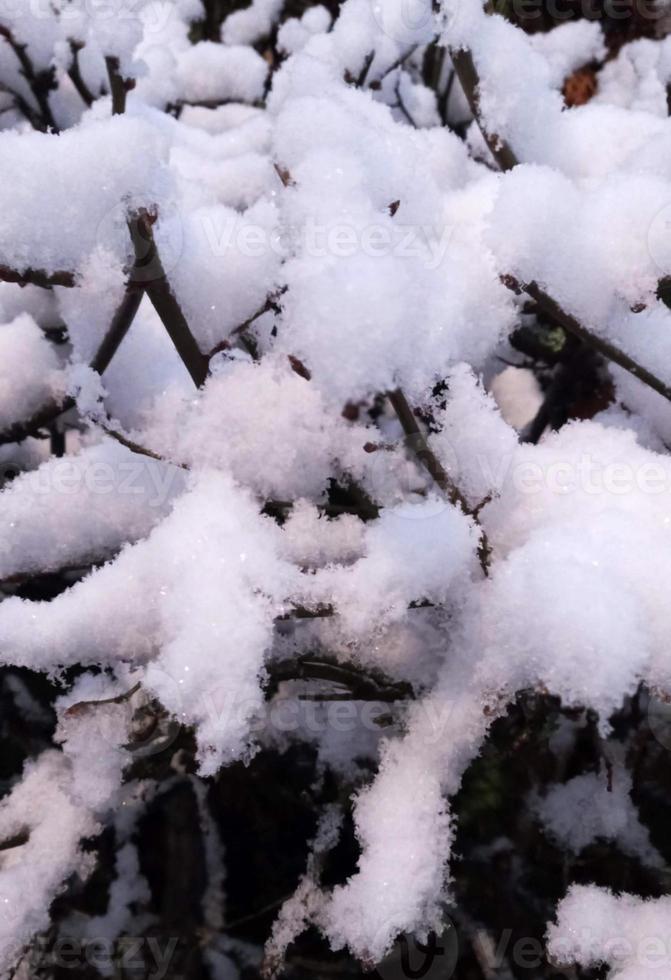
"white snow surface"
1,0,671,970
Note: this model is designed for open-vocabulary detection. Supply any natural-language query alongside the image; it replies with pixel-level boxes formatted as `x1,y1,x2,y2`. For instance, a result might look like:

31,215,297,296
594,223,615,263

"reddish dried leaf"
563,67,598,108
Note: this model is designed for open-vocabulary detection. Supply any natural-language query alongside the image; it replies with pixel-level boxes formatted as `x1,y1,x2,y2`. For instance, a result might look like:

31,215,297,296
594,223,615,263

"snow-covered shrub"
1,0,671,977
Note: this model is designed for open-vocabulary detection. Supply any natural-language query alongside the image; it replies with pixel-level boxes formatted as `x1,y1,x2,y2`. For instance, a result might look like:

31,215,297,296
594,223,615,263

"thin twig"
277,598,434,621
274,163,295,188
264,499,374,519
68,41,94,107
207,288,286,360
105,55,134,116
0,283,143,445
507,278,671,405
65,682,141,717
0,265,75,289
449,48,518,171
276,605,335,621
0,207,206,443
0,555,114,590
265,653,414,703
0,80,44,130
98,419,189,469
388,388,469,510
394,80,418,128
232,287,286,336
0,395,76,447
128,212,209,388
441,67,456,124
0,25,58,131
369,45,418,89
342,53,375,88
89,288,143,375
452,43,671,408
388,387,491,572
169,97,265,114
225,894,293,931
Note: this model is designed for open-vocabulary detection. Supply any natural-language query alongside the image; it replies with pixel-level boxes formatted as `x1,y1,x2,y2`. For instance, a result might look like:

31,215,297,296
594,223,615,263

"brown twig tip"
499,273,522,295
288,355,311,380
274,163,296,188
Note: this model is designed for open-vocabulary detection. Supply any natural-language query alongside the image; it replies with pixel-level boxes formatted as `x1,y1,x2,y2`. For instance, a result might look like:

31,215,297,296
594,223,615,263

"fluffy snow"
0,315,65,431
0,115,171,275
0,696,130,974
174,43,268,105
548,886,671,978
535,763,663,866
3,0,671,968
142,354,373,498
0,440,185,582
